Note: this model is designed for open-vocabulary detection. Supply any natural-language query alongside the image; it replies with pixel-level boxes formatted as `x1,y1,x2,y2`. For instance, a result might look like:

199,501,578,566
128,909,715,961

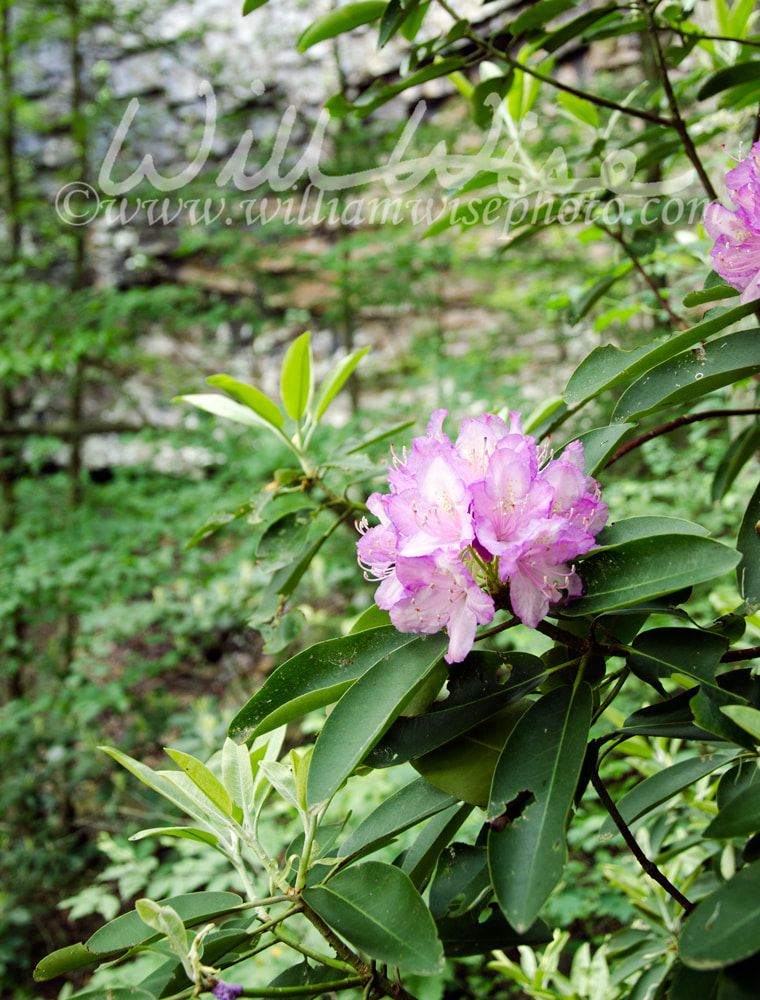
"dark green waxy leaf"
303,862,444,974
366,651,547,768
206,374,284,429
566,535,740,617
737,480,760,614
306,633,448,807
698,61,760,100
298,2,386,51
435,905,551,956
85,892,242,955
566,423,637,476
401,803,473,890
683,284,739,308
563,299,759,406
256,506,315,564
412,701,532,807
430,843,489,919
693,687,754,749
488,684,592,932
280,331,311,421
712,424,760,503
612,330,760,422
627,627,727,694
339,777,457,862
378,0,403,47
705,780,760,839
510,0,574,35
718,759,760,812
228,626,433,742
599,752,735,840
34,943,102,982
595,516,710,549
679,862,760,968
622,689,712,739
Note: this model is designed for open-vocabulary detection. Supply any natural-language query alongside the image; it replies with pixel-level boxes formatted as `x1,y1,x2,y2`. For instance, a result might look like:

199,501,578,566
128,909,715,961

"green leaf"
228,626,436,742
378,0,403,47
737,480,760,613
339,777,458,862
175,393,284,432
306,633,448,807
280,331,312,421
565,535,740,616
400,803,473,891
297,2,386,51
303,862,444,974
626,626,727,694
243,0,269,12
129,826,219,847
510,0,574,35
612,330,760,422
599,752,734,840
566,423,637,476
558,90,599,127
256,506,315,564
595,516,710,549
430,843,490,919
164,748,233,816
366,651,547,768
85,892,242,955
412,701,532,807
683,284,739,308
705,780,760,838
563,299,760,406
712,424,760,502
698,61,760,100
313,347,368,421
622,690,713,740
135,899,192,979
186,499,256,548
488,684,592,933
350,57,467,118
667,963,720,1000
721,705,760,741
400,0,429,40
679,862,760,968
34,943,102,982
206,374,284,429
221,737,256,814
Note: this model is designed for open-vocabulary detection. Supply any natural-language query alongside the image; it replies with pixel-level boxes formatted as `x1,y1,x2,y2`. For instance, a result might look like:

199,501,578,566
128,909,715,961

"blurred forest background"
1,0,752,997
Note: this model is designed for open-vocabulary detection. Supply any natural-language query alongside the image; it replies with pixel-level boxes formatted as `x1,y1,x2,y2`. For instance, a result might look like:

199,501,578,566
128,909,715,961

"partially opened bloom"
357,410,607,663
704,142,760,303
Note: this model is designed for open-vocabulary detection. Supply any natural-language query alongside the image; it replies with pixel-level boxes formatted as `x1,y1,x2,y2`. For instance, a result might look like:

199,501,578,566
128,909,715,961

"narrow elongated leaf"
705,781,760,838
130,826,218,847
613,330,760,422
683,284,739,308
366,651,546,768
280,331,311,420
626,626,727,693
721,704,760,741
737,480,760,613
313,347,368,421
306,633,448,807
401,803,473,890
34,943,103,982
430,844,489,919
350,57,467,118
565,535,740,616
488,684,592,932
698,61,760,100
164,748,233,816
712,424,760,502
206,374,284,429
567,423,637,476
243,0,269,12
599,753,734,839
595,516,710,548
303,862,444,974
228,626,435,742
622,690,713,740
339,777,457,862
563,299,759,406
86,892,242,954
510,0,574,35
298,2,385,50
679,862,760,968
175,393,282,431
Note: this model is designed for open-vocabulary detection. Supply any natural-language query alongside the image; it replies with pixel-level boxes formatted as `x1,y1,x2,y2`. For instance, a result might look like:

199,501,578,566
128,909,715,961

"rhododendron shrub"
357,410,607,661
35,4,760,1000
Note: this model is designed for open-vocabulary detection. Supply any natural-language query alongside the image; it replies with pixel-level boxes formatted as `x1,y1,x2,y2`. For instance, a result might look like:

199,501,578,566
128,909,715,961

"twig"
591,768,695,913
606,408,760,466
721,645,760,663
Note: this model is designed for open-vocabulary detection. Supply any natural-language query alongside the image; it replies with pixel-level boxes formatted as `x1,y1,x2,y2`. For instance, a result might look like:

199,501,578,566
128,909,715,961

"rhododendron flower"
704,142,760,303
356,410,607,663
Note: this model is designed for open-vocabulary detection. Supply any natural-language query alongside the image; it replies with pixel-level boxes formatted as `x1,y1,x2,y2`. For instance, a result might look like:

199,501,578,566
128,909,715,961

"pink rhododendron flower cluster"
356,410,608,664
704,142,760,303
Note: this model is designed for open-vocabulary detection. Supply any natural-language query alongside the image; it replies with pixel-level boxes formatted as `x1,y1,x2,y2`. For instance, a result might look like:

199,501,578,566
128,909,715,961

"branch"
606,408,760,466
721,645,760,663
590,768,695,913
